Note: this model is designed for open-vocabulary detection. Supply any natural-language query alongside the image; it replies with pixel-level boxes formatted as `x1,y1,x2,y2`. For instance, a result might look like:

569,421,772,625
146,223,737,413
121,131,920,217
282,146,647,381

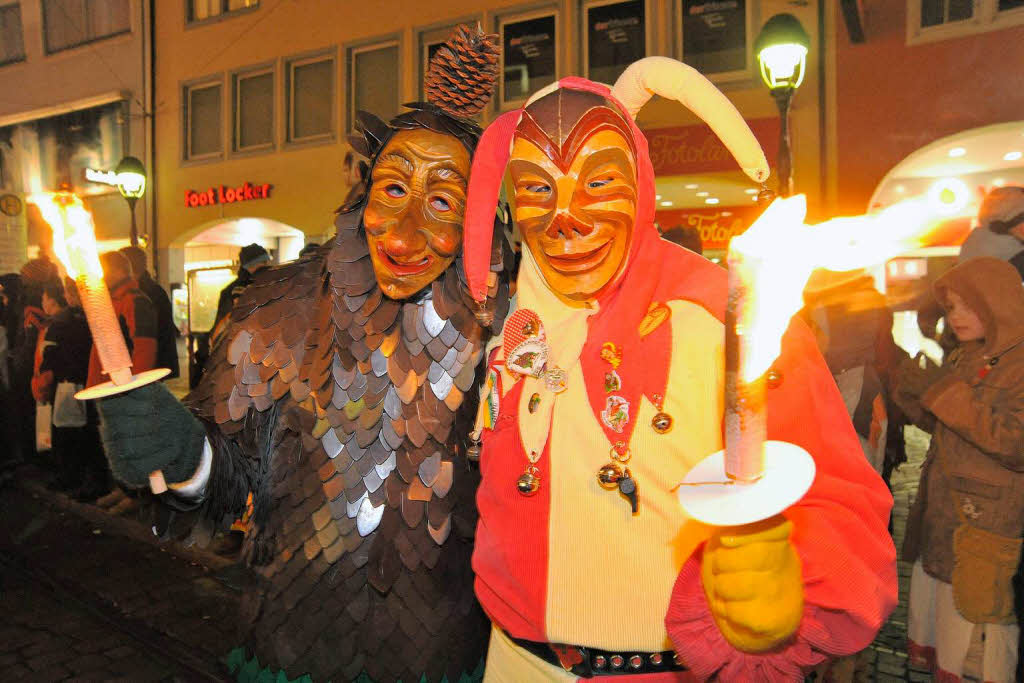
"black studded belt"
508,634,687,678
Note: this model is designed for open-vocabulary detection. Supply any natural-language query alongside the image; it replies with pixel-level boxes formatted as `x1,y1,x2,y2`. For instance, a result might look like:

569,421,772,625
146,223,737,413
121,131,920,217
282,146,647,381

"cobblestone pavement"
859,426,934,683
0,479,241,681
2,428,935,683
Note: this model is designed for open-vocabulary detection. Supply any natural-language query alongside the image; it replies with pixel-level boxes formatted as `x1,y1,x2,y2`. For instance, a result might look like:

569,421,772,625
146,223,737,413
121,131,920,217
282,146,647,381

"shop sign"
643,118,779,176
656,205,760,250
185,182,272,208
84,168,119,186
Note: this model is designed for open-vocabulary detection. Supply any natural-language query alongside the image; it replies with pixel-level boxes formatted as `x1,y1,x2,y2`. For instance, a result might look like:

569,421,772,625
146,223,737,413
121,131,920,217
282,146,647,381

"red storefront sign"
643,118,780,177
185,182,272,208
656,205,762,251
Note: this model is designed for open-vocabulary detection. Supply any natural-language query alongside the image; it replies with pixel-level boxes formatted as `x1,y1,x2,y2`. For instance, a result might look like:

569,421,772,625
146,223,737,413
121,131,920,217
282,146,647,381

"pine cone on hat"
424,24,500,119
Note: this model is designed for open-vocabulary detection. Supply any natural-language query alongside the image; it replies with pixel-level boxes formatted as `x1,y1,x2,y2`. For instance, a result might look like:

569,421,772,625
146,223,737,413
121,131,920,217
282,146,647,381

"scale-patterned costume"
185,194,512,680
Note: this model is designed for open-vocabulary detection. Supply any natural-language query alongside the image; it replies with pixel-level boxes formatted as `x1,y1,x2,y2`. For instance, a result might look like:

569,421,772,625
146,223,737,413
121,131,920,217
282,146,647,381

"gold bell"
651,412,673,434
597,462,623,489
516,470,541,496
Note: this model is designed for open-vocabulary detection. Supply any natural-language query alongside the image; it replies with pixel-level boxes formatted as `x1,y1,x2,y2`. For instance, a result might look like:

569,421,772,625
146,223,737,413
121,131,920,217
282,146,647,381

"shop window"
497,6,560,108
185,81,222,160
233,68,274,152
43,0,130,54
0,3,25,66
908,0,1024,43
347,40,399,132
676,0,753,81
583,0,648,85
188,0,258,23
286,53,334,144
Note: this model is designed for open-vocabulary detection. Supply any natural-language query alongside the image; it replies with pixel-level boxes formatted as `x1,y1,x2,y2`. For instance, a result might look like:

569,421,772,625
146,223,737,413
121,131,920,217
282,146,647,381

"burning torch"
677,194,943,526
31,191,171,493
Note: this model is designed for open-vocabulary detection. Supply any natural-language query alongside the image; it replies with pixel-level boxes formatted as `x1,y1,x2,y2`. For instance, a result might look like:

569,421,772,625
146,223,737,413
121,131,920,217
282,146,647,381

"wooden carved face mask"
510,89,638,303
363,128,472,299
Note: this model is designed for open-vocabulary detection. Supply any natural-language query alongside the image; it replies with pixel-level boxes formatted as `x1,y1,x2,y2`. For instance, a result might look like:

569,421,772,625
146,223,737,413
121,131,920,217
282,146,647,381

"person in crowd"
979,185,1024,276
340,149,369,209
895,257,1023,683
211,243,270,342
34,278,109,500
660,224,704,255
0,273,21,478
801,268,909,480
121,246,180,380
297,241,320,258
11,258,60,462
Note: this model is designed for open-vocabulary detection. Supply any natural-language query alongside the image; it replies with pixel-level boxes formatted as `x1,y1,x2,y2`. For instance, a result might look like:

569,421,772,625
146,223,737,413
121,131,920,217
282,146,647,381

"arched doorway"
869,121,1024,358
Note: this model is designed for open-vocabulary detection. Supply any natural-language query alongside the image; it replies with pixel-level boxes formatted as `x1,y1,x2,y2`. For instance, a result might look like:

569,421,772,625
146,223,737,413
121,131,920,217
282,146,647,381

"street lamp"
755,14,810,197
115,155,146,246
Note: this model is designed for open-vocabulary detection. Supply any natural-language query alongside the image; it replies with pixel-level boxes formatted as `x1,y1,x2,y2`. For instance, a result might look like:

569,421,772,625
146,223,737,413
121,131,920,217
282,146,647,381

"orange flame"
732,194,941,382
27,191,103,279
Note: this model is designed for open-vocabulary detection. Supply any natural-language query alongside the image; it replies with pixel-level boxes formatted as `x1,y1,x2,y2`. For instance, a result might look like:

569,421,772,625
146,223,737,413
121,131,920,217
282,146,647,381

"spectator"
35,279,109,500
660,224,703,255
895,257,1023,683
979,185,1024,276
211,243,270,340
120,246,180,379
11,258,60,462
801,268,909,478
298,242,321,258
0,273,20,476
87,251,157,388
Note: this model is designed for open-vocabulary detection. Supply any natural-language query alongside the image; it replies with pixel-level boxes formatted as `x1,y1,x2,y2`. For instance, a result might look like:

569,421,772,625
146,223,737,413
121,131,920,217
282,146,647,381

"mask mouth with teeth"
344,24,503,303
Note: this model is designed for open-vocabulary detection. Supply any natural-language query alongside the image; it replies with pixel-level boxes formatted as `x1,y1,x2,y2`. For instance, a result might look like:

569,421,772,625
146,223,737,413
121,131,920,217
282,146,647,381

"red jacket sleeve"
666,319,898,681
127,292,158,373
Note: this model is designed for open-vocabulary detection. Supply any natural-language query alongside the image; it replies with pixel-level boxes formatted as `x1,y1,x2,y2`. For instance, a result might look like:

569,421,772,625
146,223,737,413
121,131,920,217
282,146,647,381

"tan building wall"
0,0,151,267
153,0,825,283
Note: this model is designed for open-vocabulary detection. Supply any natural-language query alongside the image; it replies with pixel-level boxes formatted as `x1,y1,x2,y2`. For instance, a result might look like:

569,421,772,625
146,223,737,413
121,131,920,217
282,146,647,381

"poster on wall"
500,11,558,105
680,0,748,75
0,192,27,273
586,0,646,85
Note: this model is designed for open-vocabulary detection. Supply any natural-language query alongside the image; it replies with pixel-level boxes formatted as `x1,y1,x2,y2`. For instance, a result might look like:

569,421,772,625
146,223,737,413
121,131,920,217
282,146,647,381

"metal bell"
466,443,481,462
516,471,540,496
597,462,623,489
651,411,674,434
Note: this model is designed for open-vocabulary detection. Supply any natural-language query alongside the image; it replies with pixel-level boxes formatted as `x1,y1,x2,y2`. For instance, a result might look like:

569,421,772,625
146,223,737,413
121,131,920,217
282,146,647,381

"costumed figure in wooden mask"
95,25,514,683
461,58,898,681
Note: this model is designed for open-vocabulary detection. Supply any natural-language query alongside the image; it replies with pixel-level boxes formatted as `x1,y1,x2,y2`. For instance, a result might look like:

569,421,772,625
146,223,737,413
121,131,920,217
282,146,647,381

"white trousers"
907,560,1019,682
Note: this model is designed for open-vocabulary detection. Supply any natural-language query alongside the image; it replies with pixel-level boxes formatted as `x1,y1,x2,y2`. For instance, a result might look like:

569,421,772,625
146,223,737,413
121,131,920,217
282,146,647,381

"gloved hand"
97,382,206,489
894,353,944,399
701,515,803,653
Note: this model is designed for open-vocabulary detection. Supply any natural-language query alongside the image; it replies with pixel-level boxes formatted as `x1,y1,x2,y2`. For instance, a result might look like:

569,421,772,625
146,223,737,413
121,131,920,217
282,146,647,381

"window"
189,0,258,23
0,3,25,66
908,0,1024,42
185,82,222,160
583,0,647,84
347,40,399,132
286,53,335,143
43,0,130,53
677,0,752,80
498,7,560,108
233,69,273,152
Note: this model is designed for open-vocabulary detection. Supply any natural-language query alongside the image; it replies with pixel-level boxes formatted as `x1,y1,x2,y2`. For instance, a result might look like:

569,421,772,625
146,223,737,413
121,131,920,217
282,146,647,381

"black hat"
239,243,270,270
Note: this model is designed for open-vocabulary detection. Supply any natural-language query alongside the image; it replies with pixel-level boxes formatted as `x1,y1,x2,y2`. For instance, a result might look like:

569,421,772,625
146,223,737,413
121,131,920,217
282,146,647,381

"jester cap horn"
462,56,771,302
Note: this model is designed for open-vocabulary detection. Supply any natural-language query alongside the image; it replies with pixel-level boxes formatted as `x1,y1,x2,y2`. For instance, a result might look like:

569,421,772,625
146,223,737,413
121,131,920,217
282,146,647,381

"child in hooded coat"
896,257,1024,683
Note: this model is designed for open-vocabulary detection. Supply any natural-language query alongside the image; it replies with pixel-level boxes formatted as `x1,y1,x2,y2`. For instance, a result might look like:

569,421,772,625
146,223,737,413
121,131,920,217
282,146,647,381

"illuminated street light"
115,155,146,246
756,14,810,197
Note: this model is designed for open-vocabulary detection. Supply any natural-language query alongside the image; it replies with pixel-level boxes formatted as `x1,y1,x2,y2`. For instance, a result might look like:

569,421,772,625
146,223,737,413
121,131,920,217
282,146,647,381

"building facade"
0,0,152,273
152,0,825,282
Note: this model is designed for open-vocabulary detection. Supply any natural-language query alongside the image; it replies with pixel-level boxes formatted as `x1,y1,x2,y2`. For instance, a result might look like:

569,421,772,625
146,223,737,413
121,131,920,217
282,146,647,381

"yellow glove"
701,515,803,653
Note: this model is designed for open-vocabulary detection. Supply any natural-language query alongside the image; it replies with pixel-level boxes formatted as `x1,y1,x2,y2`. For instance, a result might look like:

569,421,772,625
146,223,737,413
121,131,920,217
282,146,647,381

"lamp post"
755,14,810,198
115,155,146,247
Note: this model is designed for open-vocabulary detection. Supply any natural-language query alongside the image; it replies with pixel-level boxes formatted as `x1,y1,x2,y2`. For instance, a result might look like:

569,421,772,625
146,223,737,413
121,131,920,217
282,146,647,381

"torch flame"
733,194,942,382
28,191,103,280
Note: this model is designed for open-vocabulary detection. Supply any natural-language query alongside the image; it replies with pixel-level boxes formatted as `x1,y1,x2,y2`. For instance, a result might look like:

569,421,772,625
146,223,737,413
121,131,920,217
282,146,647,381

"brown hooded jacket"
903,257,1024,586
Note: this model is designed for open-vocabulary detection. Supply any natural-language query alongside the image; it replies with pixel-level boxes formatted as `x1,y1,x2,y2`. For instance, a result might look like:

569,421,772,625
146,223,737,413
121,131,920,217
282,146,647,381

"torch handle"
149,470,167,494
